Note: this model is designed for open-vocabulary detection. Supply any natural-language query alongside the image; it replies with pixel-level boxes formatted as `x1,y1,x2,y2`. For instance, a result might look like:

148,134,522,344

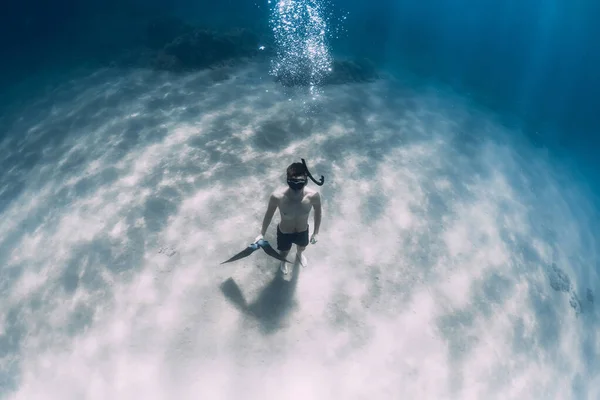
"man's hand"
310,233,318,244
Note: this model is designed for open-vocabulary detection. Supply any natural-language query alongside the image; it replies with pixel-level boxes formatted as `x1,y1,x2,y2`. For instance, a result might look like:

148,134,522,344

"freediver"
255,159,323,275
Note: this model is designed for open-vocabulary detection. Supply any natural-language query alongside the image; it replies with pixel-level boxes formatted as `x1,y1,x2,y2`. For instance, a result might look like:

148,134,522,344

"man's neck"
287,188,304,199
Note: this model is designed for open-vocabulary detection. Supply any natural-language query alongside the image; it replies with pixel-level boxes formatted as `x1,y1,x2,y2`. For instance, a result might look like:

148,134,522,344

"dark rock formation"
322,58,379,85
140,16,261,72
275,57,379,87
106,16,380,84
146,16,194,50
161,28,259,69
104,16,262,72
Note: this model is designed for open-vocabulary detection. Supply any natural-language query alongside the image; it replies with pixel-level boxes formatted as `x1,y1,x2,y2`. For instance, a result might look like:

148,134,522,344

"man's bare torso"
274,186,317,233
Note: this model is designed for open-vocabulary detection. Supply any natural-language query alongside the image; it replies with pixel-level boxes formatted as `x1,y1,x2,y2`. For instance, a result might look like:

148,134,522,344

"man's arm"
260,193,279,236
312,192,322,234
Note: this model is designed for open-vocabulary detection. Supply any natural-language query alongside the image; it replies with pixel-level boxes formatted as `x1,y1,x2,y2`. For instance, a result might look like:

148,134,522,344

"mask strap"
301,158,325,186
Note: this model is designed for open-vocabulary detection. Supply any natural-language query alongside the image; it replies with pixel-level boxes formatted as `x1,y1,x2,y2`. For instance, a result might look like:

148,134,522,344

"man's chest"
280,197,312,216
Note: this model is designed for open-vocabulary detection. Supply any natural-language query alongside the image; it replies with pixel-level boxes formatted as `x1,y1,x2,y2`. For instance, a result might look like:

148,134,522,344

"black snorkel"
301,158,325,186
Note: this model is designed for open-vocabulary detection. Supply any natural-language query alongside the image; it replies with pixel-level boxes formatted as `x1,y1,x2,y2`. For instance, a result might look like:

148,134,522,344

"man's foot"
296,253,307,268
280,260,290,275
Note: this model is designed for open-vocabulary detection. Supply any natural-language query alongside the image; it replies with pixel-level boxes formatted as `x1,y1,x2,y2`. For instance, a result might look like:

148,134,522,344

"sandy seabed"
0,62,599,400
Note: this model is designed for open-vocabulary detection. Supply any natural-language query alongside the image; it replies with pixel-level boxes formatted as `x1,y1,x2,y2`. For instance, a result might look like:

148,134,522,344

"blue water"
2,0,599,184
1,0,599,399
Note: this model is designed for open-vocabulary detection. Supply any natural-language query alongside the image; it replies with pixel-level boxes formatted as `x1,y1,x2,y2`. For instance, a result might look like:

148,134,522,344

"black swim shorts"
277,224,309,251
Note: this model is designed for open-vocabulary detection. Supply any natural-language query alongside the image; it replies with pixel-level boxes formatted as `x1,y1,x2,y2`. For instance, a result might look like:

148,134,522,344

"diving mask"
287,176,307,191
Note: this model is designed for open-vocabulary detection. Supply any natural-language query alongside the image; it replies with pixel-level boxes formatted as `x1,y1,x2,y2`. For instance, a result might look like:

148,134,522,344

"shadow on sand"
220,260,301,334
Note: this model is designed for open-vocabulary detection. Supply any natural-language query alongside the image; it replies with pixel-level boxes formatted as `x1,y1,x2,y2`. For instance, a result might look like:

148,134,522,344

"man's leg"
279,250,291,273
295,226,310,267
277,225,293,274
296,245,307,267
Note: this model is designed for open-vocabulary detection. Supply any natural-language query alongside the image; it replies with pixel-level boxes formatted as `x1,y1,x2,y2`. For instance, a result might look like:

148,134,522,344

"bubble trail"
269,0,333,96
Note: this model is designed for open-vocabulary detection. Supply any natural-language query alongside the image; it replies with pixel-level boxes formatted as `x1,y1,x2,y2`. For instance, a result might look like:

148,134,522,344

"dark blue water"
334,0,600,178
2,0,598,187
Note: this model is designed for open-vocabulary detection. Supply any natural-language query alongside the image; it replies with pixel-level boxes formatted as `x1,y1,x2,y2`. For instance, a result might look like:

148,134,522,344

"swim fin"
259,240,293,263
221,239,292,264
220,242,261,264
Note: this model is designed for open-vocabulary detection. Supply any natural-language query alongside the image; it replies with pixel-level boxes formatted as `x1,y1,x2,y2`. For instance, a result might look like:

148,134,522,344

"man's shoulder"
270,188,286,201
269,187,320,200
306,187,319,196
308,188,321,201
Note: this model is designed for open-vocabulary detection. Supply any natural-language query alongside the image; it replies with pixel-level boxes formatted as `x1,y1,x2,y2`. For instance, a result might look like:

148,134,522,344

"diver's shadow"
220,260,301,334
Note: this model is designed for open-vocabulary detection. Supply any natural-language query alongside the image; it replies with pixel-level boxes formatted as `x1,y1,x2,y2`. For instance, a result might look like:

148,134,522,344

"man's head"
286,162,308,191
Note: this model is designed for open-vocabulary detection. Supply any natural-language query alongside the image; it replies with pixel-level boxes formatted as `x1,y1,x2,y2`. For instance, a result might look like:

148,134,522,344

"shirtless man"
255,162,322,274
